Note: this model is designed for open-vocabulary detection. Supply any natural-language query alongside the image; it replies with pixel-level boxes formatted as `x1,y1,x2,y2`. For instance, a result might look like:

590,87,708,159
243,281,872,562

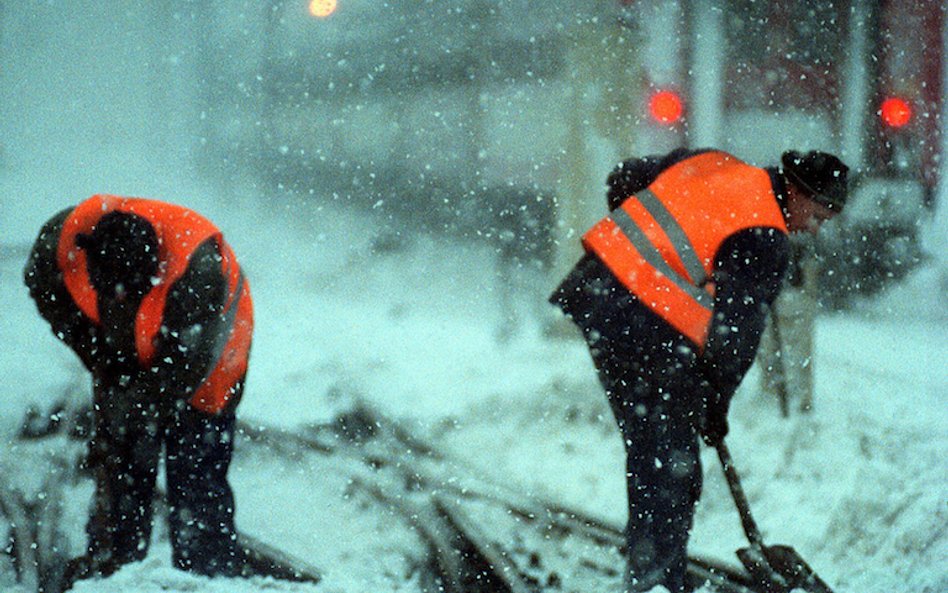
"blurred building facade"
2,0,942,256
188,0,943,279
5,0,938,317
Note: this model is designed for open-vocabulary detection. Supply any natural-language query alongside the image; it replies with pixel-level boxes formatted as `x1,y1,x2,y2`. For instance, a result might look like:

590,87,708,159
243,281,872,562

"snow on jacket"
552,149,791,400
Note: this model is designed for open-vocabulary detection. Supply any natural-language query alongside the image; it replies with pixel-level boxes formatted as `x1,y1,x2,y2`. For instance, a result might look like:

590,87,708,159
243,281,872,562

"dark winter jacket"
552,149,790,405
24,199,251,415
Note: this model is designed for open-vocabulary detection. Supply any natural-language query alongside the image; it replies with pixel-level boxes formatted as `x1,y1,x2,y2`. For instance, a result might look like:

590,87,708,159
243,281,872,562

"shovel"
716,440,835,593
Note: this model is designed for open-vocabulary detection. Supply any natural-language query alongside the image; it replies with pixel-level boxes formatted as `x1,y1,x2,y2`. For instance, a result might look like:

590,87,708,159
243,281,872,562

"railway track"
2,400,758,592
236,402,759,593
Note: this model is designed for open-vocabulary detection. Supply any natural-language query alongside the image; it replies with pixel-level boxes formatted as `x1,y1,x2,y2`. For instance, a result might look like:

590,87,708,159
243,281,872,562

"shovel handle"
718,441,837,592
716,440,766,550
769,303,791,418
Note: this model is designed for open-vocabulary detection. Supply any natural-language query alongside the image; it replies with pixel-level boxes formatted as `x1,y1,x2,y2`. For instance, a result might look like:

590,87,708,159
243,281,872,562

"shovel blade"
736,545,835,593
761,545,835,593
736,547,790,593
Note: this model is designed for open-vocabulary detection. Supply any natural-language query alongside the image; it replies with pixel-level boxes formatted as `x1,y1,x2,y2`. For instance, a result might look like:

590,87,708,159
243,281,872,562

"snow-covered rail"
235,402,759,593
2,401,759,592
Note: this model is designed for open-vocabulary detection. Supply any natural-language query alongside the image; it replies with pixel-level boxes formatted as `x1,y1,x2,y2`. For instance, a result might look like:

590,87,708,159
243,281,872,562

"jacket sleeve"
143,236,230,398
23,207,99,371
606,148,713,211
606,155,665,211
702,227,790,400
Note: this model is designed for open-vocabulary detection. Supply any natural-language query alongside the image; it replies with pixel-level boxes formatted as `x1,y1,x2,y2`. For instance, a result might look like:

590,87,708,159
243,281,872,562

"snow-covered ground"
1,165,946,592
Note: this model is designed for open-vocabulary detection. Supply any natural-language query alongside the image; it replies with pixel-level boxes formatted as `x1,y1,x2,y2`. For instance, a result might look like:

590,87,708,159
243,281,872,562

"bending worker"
550,149,848,592
24,194,253,584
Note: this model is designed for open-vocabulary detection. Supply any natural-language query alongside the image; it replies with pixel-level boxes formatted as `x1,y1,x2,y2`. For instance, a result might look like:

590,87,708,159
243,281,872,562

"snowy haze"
2,2,947,593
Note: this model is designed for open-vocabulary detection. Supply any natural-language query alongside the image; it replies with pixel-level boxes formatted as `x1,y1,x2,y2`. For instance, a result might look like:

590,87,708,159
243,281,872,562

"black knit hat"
781,150,850,212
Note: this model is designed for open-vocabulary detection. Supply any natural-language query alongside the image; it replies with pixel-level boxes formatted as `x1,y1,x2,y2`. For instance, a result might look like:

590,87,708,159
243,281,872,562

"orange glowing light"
309,0,337,18
880,97,912,128
648,90,684,124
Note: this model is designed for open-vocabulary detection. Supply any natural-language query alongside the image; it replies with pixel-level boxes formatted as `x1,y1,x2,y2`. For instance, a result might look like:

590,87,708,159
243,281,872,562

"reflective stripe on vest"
610,189,712,308
190,259,253,415
582,151,787,348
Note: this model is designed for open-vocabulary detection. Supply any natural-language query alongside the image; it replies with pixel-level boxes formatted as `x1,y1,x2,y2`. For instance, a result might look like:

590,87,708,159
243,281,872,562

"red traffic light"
880,97,912,128
648,90,684,124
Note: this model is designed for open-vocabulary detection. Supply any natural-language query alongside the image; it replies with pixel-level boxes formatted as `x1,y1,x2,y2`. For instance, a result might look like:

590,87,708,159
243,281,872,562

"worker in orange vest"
24,195,253,584
550,149,848,592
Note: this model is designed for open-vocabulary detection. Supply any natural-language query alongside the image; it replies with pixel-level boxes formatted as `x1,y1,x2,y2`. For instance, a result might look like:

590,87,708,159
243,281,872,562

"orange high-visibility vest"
57,195,253,414
582,151,787,348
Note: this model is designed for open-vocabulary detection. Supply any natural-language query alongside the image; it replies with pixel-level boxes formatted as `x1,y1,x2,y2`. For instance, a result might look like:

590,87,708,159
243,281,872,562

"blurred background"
1,5,946,591
1,0,945,313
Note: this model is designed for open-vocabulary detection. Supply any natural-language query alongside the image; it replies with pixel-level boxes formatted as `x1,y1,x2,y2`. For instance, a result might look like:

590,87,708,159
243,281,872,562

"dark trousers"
589,335,704,593
85,379,240,577
554,256,706,593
